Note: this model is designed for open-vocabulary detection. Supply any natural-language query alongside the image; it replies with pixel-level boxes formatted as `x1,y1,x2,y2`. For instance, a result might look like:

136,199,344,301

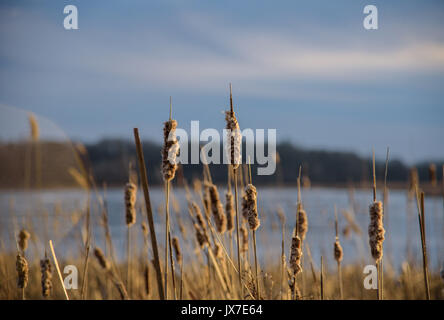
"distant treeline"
84,139,442,187
0,139,441,189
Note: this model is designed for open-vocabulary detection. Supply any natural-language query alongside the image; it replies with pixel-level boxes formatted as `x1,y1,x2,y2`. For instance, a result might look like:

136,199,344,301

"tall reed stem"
252,230,259,299
233,168,242,296
133,128,165,300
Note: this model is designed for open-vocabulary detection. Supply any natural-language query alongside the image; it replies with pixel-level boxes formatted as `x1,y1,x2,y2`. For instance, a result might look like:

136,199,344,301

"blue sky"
0,0,443,163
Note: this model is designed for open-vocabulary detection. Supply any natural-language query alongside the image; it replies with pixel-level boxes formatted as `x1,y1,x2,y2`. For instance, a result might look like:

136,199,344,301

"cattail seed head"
244,184,260,230
40,257,53,297
213,243,223,259
429,163,437,187
162,119,179,181
16,254,29,289
334,238,343,263
124,182,137,226
194,223,208,249
28,113,39,142
94,247,110,271
18,229,30,253
225,111,241,170
240,224,249,253
289,231,303,275
241,193,248,220
172,236,182,264
207,183,227,234
297,203,308,241
225,191,235,233
368,201,385,262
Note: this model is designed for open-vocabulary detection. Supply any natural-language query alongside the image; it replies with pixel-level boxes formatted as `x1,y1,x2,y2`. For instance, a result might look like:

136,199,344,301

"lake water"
1,186,443,273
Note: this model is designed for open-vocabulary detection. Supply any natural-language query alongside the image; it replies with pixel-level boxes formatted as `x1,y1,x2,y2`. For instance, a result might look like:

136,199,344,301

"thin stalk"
126,226,131,296
164,181,170,299
371,148,381,300
418,191,431,299
252,230,259,299
337,261,343,300
320,256,324,300
49,240,69,300
233,167,242,296
133,128,164,300
280,219,285,300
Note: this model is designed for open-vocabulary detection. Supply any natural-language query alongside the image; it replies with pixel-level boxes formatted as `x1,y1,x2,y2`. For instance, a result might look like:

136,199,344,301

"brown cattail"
18,229,30,253
225,110,241,170
16,254,29,289
240,224,249,253
244,184,260,230
28,113,39,142
40,256,53,298
289,230,303,275
368,201,385,262
124,182,137,226
429,163,437,187
162,119,179,181
334,238,343,263
297,203,308,241
241,193,248,220
213,243,223,259
194,223,208,249
409,167,418,194
191,202,210,242
172,236,182,264
207,183,227,234
225,190,235,233
94,247,110,271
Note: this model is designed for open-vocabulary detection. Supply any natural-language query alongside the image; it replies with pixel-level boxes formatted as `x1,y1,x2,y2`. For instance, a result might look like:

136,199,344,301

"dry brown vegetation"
0,93,443,301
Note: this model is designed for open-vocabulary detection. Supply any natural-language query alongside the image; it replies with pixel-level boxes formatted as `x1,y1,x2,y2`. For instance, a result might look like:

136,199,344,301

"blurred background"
0,1,443,293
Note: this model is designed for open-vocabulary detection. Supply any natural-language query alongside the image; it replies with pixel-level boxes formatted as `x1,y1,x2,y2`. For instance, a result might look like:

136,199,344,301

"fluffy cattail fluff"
94,247,110,271
16,254,29,289
240,224,249,253
244,184,260,230
225,110,241,169
225,191,235,233
334,238,343,263
368,201,385,262
429,163,437,187
162,119,179,181
241,193,248,220
172,236,182,264
192,202,209,242
40,256,53,298
124,182,137,226
297,203,308,241
289,230,303,275
207,183,227,233
18,229,30,253
194,223,208,249
213,243,223,259
28,113,39,142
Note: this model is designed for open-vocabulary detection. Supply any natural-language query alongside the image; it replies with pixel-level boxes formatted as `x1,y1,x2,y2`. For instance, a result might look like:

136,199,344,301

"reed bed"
0,87,443,301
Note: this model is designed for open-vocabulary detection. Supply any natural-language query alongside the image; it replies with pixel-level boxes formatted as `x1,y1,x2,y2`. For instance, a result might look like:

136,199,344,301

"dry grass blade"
48,240,69,300
133,128,165,300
